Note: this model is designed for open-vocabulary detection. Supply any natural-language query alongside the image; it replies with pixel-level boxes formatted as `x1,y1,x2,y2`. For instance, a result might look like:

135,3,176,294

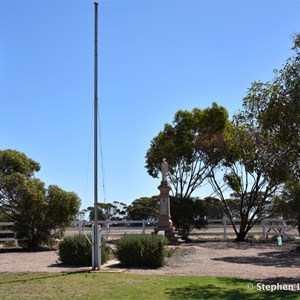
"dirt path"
1,242,299,285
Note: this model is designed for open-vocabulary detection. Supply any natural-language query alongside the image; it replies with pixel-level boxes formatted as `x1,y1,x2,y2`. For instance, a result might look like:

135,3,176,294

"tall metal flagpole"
92,0,101,270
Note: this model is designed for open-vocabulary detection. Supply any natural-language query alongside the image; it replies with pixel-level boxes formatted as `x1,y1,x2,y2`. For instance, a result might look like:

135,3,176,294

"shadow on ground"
0,247,56,253
212,250,300,268
165,280,299,300
0,273,63,285
47,262,90,271
256,276,300,285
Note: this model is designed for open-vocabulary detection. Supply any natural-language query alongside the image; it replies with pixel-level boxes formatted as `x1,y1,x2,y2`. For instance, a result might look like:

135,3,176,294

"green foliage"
0,149,80,247
241,33,300,180
207,34,300,241
224,173,241,193
46,185,80,228
0,210,11,222
202,197,225,219
87,206,105,221
206,69,292,242
127,196,159,221
272,180,300,234
171,197,206,239
0,149,41,177
146,103,230,200
115,235,168,268
58,234,109,266
209,125,281,241
87,201,128,221
224,197,242,219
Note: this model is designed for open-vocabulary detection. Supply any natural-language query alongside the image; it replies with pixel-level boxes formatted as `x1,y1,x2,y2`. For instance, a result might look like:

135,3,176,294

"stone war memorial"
155,158,177,242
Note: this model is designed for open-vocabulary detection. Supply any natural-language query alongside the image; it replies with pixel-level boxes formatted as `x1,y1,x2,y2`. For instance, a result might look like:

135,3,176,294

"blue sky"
1,0,299,211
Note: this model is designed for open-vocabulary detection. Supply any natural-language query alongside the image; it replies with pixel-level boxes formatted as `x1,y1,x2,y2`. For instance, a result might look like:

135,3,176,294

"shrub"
171,197,207,240
115,235,168,268
58,234,109,266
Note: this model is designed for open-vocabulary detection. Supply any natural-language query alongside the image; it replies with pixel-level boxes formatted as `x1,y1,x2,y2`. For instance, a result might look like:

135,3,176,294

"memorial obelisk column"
155,158,175,240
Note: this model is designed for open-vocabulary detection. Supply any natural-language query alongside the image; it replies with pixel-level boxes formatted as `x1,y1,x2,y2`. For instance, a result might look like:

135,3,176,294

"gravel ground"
126,242,300,285
1,242,299,285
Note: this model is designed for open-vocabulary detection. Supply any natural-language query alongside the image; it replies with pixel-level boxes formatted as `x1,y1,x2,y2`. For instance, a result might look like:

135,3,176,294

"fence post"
79,220,83,234
262,220,266,240
142,220,146,235
282,219,287,241
105,220,110,239
223,216,227,241
14,231,18,247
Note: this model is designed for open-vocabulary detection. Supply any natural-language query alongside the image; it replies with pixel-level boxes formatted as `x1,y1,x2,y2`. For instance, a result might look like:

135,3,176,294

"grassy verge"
0,273,299,300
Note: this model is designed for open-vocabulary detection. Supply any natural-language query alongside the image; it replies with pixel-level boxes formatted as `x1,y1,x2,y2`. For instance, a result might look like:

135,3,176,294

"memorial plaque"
160,197,169,215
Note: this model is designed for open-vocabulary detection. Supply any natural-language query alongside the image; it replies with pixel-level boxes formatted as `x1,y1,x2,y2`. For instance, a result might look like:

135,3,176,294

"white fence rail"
0,222,18,246
1,218,299,244
69,218,299,241
190,217,299,240
66,220,154,240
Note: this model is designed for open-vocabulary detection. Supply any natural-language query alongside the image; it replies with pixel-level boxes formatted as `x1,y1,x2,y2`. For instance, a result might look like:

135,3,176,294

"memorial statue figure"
161,158,168,181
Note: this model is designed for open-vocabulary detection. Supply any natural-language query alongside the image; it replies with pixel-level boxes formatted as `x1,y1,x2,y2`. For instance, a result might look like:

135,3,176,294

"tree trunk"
234,215,248,242
233,232,247,242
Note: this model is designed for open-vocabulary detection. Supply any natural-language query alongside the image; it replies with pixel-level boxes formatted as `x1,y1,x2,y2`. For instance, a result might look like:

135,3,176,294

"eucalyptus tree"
272,180,300,234
87,201,128,221
0,149,80,247
202,197,225,219
207,116,285,241
242,33,300,180
127,196,159,222
145,102,230,200
206,34,300,241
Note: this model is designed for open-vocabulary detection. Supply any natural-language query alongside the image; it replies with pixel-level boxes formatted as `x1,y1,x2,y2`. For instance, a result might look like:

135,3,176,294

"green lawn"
0,273,299,300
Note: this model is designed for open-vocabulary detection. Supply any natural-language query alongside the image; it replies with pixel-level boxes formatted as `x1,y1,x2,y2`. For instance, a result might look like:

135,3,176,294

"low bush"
58,234,109,266
171,197,206,240
115,235,168,268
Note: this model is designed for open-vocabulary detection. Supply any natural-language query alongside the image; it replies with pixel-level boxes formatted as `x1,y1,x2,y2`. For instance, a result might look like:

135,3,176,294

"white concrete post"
142,220,146,234
223,216,227,241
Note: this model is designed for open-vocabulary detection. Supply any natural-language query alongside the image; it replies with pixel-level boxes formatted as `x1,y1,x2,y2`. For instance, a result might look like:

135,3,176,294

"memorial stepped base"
154,228,185,245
